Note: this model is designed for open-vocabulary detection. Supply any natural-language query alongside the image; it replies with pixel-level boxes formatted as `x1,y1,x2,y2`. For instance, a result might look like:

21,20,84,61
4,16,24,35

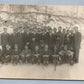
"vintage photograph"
0,4,83,80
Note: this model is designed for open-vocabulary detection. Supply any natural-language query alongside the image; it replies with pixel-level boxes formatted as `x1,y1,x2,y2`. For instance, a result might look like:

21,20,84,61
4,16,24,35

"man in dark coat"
56,26,63,52
10,28,23,51
17,28,24,51
10,29,18,50
42,44,51,65
22,27,29,49
73,27,82,63
69,30,75,50
1,28,10,53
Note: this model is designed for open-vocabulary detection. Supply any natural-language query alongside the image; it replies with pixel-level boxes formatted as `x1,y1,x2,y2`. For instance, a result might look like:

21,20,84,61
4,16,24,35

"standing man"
56,26,63,52
1,28,10,54
22,27,29,49
73,26,82,63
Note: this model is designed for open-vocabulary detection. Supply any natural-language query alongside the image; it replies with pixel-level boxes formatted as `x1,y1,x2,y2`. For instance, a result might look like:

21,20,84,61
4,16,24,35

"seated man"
52,44,61,65
59,45,74,65
20,45,31,64
11,44,21,64
2,44,11,64
32,45,40,64
43,44,50,65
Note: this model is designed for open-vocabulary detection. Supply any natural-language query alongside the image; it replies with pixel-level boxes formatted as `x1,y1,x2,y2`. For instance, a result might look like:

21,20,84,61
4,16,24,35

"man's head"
70,29,74,34
63,29,66,33
35,45,39,51
53,27,57,33
58,26,62,31
67,29,70,34
6,44,10,50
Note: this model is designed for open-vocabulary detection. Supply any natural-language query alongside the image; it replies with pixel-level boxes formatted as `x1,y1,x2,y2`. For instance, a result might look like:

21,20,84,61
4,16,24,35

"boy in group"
11,44,21,64
1,28,10,54
52,44,61,65
2,44,11,64
59,45,74,65
20,44,31,64
42,44,51,65
56,26,63,52
33,45,41,64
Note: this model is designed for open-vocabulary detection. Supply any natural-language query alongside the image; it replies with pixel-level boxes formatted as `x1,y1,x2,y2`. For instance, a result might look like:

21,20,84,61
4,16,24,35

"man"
43,26,50,45
3,44,11,64
62,28,67,45
1,28,10,54
22,27,29,49
17,28,23,51
10,28,18,50
64,29,71,49
69,29,75,50
11,44,20,64
56,26,63,52
33,45,41,64
43,44,51,65
73,27,81,63
20,45,31,64
48,27,53,52
59,45,74,65
52,44,61,65
52,28,57,50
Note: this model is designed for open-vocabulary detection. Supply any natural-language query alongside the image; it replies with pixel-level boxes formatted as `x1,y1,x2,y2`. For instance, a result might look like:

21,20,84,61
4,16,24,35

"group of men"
0,25,82,65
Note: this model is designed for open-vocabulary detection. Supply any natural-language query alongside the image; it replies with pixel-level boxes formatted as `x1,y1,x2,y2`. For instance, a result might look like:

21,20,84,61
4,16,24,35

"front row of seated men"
0,43,74,65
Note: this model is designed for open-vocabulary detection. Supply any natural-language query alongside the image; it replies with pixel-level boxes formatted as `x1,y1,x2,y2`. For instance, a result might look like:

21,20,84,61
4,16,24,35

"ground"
0,41,84,80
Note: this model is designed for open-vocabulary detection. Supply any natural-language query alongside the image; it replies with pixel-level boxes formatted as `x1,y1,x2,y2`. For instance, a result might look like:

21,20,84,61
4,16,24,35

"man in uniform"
73,26,81,63
22,27,29,49
10,28,18,50
43,44,51,65
52,28,57,51
56,26,63,52
1,28,10,54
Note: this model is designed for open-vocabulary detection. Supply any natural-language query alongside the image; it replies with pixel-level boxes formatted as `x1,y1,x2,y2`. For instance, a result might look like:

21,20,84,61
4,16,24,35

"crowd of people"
0,25,82,66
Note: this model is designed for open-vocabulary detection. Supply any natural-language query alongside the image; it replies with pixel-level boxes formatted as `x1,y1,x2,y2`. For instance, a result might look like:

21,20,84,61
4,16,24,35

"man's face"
35,45,39,51
6,45,10,50
58,27,62,31
63,29,66,33
70,30,74,34
54,28,57,33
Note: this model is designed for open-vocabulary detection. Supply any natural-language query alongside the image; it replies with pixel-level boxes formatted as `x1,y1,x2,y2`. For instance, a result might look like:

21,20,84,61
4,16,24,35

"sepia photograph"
0,4,83,80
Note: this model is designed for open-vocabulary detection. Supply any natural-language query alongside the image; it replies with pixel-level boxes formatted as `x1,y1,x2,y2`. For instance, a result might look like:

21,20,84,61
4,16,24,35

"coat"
1,33,10,46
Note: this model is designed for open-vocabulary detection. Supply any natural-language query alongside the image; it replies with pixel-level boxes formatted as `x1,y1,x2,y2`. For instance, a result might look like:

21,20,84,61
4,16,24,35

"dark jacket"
1,33,10,46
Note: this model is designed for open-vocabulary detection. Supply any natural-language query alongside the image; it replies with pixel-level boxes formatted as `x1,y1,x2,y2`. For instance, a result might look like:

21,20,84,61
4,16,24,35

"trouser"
73,49,79,63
